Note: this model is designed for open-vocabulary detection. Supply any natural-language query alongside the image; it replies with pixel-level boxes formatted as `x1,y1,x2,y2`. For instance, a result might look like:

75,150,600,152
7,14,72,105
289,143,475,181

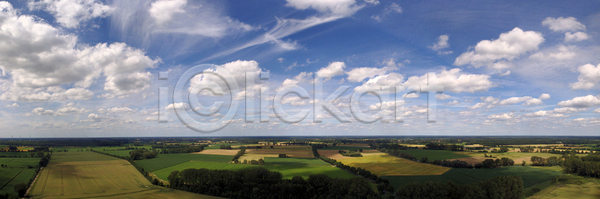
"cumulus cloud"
487,112,515,121
31,102,89,116
354,73,404,93
565,32,589,42
542,17,586,32
346,66,396,82
285,0,362,17
402,68,493,93
149,0,187,25
472,94,549,108
435,94,451,100
454,27,544,69
429,35,452,54
28,0,113,28
0,3,158,101
189,60,264,98
557,95,600,108
316,62,346,80
570,64,600,90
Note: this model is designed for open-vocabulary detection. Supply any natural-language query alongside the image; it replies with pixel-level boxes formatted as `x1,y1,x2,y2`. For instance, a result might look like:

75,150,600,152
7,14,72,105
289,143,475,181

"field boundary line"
0,168,23,191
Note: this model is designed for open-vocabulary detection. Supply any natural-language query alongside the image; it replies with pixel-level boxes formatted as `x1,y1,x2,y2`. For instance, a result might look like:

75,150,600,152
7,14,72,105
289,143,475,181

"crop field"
245,146,314,158
28,152,220,199
153,157,356,181
194,149,240,156
448,152,580,165
530,175,600,199
0,158,40,168
400,149,471,161
382,166,562,189
0,152,35,157
337,154,451,176
137,153,233,172
317,145,371,151
0,168,36,197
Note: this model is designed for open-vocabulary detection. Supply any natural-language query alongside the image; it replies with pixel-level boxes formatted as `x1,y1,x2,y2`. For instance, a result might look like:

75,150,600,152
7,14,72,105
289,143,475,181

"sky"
1,0,600,137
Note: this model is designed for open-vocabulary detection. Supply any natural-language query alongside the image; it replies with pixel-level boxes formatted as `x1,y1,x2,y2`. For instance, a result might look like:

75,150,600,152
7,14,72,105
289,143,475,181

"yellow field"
450,152,585,165
337,154,450,176
29,152,221,199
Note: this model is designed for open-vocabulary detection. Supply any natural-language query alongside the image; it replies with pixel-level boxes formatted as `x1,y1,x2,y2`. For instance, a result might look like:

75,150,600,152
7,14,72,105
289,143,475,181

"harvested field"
245,146,314,158
193,149,240,156
338,154,451,176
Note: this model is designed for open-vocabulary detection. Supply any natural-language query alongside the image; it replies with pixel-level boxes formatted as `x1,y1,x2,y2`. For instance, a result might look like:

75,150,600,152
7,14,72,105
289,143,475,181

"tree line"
563,152,600,178
168,167,378,199
394,175,524,199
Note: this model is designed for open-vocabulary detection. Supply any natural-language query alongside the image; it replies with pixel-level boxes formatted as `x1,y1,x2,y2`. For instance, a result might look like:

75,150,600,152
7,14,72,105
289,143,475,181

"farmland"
529,174,600,199
0,168,36,197
337,153,451,176
28,151,220,198
136,153,233,172
152,156,356,181
400,149,470,161
382,166,562,189
0,158,40,168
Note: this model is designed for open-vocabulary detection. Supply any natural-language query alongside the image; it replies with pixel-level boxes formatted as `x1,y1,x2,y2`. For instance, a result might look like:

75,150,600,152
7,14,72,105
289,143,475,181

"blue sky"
1,0,600,137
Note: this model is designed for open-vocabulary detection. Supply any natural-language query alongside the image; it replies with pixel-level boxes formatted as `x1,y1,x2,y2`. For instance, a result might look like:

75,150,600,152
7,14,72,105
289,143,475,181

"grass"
382,166,562,189
401,149,471,161
153,157,356,181
136,153,234,172
28,151,221,199
0,158,41,168
0,168,36,197
337,154,451,176
529,174,600,199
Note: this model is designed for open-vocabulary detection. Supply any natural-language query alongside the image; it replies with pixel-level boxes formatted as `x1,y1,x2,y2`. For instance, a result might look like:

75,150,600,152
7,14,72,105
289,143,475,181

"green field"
0,158,40,168
338,154,451,176
0,168,36,197
137,153,234,172
529,174,600,199
383,166,562,189
153,157,357,181
401,149,471,161
0,152,36,157
28,152,221,199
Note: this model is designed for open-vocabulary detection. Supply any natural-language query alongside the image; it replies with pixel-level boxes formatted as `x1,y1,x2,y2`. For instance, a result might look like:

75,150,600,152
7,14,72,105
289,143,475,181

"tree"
14,183,27,197
258,158,265,165
36,151,45,157
522,160,526,166
419,157,428,163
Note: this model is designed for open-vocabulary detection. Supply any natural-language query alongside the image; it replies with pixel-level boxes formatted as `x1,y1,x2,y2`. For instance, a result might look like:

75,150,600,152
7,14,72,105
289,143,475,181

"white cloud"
165,102,189,110
470,103,486,109
103,107,136,114
0,4,158,101
346,66,395,82
28,0,113,28
285,0,362,17
189,60,264,98
403,93,420,98
436,93,451,100
371,3,401,22
429,35,450,51
445,100,460,106
149,0,187,25
570,64,600,90
454,27,544,68
565,32,589,42
354,73,403,93
539,94,551,100
595,108,600,113
5,103,18,108
402,68,494,93
523,98,543,106
389,3,402,13
499,71,511,76
499,96,533,105
552,107,586,114
31,103,89,116
542,17,586,32
557,95,600,108
529,45,576,61
487,112,514,121
316,62,346,80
